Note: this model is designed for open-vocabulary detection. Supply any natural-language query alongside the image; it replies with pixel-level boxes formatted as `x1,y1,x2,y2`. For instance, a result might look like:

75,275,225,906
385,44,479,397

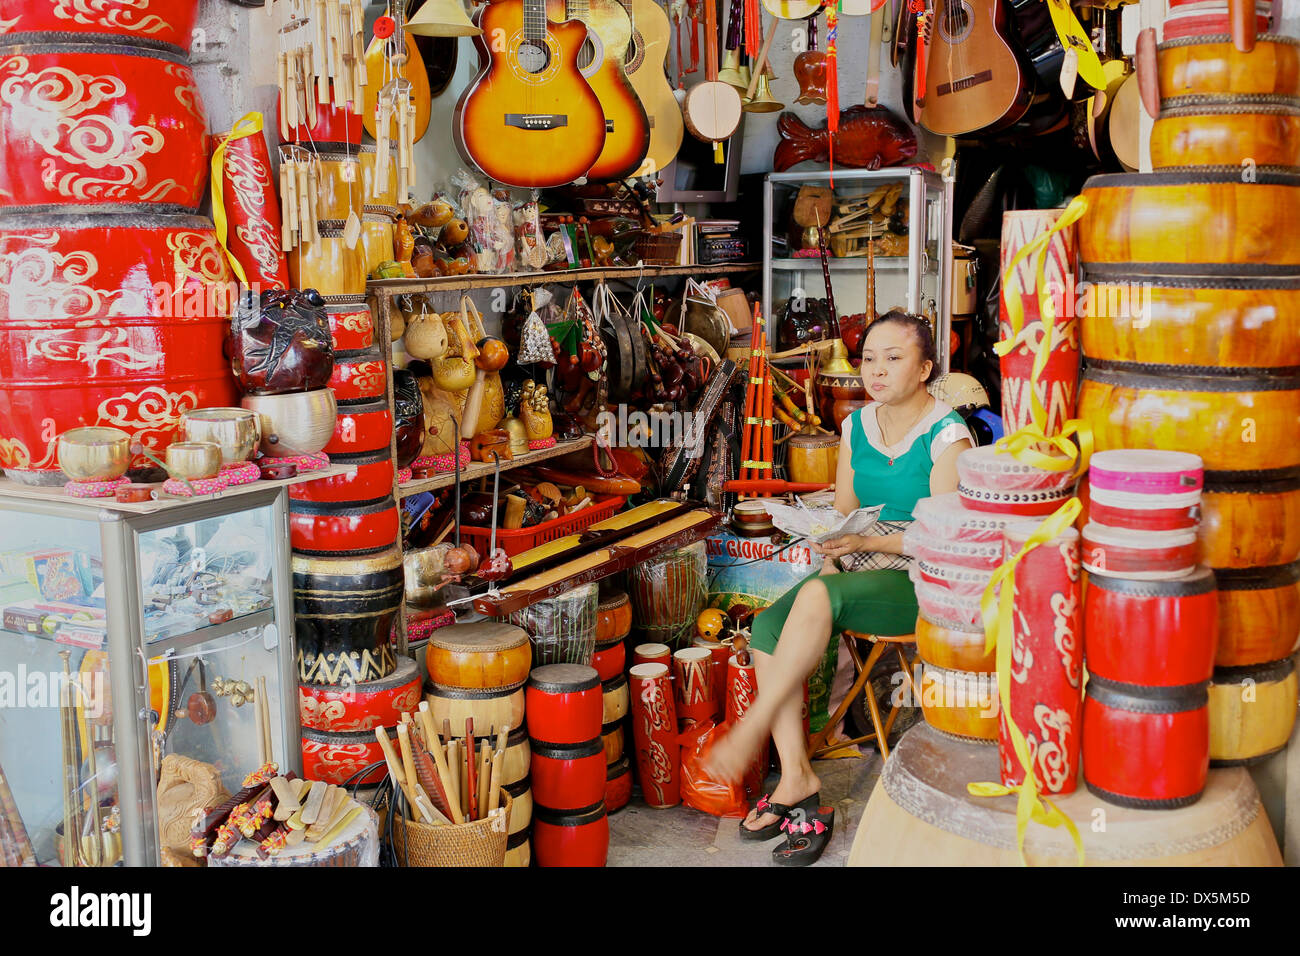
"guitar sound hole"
938,0,972,43
517,41,551,75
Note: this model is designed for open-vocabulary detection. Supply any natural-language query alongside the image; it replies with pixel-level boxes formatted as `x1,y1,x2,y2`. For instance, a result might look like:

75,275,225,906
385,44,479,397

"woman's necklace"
877,396,933,465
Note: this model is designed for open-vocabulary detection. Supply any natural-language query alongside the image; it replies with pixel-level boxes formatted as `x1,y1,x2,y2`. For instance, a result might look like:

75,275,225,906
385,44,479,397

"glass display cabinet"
0,482,299,866
762,167,955,371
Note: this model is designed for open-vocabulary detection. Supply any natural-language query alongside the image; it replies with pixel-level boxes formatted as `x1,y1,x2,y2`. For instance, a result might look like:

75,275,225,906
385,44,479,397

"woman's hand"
811,533,870,559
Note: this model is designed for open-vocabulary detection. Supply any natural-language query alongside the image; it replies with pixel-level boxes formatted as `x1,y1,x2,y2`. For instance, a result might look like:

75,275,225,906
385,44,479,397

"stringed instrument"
762,0,821,20
364,3,433,141
565,0,651,180
682,0,742,144
454,0,608,187
914,0,1032,135
621,0,686,176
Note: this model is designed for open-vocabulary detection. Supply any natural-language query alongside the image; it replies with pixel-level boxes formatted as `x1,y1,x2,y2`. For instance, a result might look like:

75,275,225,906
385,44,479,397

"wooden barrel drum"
1213,562,1300,666
287,224,367,298
1157,34,1300,99
1150,104,1300,170
918,662,999,743
1209,658,1298,765
293,549,402,685
786,431,839,485
424,683,526,734
425,621,532,692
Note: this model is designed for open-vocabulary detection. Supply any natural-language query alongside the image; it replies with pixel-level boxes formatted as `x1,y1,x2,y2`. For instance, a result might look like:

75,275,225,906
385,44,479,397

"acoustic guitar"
916,0,1032,136
565,0,651,180
453,0,608,187
762,0,822,20
620,0,685,177
363,3,433,141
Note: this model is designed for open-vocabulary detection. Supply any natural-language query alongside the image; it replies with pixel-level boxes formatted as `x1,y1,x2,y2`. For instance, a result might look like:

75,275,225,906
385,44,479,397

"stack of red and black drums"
1080,450,1219,808
526,664,609,867
423,621,533,866
594,587,634,812
0,1,240,482
1078,18,1300,773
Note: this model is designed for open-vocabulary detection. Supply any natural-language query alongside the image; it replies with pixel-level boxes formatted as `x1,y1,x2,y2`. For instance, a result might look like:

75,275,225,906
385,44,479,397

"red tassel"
745,0,760,56
825,3,839,183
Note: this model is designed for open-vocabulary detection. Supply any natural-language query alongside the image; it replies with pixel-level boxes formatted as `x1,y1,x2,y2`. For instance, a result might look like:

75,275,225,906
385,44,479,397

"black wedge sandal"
739,792,820,842
772,804,835,866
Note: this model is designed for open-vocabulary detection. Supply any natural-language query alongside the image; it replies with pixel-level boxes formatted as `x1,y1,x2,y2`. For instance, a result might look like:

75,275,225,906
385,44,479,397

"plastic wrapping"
629,541,707,650
903,525,1003,571
911,558,994,595
454,170,515,274
513,199,546,271
957,446,1078,493
679,720,748,818
914,578,990,631
913,492,1018,543
508,581,599,666
208,804,379,867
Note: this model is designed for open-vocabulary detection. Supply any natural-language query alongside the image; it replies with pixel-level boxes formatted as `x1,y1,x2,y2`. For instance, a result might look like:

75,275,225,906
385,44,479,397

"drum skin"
289,497,400,556
1078,172,1300,270
293,549,403,685
1150,110,1300,170
1082,677,1209,809
1212,562,1300,667
919,663,999,742
425,621,532,691
324,298,375,352
526,664,602,746
916,615,995,672
530,739,606,812
0,212,237,478
1078,364,1300,475
1209,659,1299,765
1157,35,1300,99
1079,277,1300,370
532,801,609,867
1083,570,1218,688
325,399,393,456
289,448,395,505
301,726,390,786
0,43,208,209
1199,477,1300,569
298,656,421,732
0,0,203,51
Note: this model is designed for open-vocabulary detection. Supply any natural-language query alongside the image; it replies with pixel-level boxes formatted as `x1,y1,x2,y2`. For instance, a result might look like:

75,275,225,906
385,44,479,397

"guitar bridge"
505,114,569,130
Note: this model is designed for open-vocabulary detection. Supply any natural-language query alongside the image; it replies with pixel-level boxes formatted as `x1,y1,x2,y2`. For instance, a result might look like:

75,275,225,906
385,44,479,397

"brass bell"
717,48,748,91
744,70,784,114
407,0,483,37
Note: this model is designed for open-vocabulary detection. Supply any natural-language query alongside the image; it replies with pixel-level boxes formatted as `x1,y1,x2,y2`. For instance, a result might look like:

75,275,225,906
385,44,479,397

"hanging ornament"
824,0,839,178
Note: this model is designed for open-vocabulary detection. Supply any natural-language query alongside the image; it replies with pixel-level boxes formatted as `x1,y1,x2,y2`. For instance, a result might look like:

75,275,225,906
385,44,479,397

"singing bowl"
918,663,999,742
298,656,422,733
359,144,399,207
0,43,208,209
915,615,995,673
287,228,367,299
328,349,388,404
424,621,532,691
1209,659,1298,765
1213,562,1300,667
424,683,526,734
1078,363,1300,475
1199,476,1300,569
309,153,363,221
180,408,260,464
165,441,221,480
57,427,132,482
1079,276,1300,369
293,549,403,685
289,497,400,555
325,398,392,456
323,298,374,352
241,388,337,457
1150,108,1300,170
1079,172,1300,272
289,448,394,505
1158,35,1300,98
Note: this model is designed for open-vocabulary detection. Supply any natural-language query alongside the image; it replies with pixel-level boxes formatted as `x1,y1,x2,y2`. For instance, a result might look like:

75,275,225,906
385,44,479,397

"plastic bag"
679,720,748,818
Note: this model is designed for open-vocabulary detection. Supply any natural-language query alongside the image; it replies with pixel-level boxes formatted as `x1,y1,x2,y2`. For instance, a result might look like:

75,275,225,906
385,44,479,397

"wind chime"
371,7,417,206
276,0,367,141
278,146,321,252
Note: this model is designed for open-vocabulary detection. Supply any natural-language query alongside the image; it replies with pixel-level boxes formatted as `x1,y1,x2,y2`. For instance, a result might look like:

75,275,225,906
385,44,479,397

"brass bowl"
165,442,222,481
241,388,338,457
58,427,132,482
180,408,261,464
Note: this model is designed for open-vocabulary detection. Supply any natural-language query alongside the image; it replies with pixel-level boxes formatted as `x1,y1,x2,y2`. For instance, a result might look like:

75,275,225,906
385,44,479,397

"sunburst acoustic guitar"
620,0,684,177
454,0,608,188
565,0,651,180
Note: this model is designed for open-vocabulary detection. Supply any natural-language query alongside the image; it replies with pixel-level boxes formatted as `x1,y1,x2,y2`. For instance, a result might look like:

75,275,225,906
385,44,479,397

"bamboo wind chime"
373,5,417,206
278,146,321,252
277,0,368,140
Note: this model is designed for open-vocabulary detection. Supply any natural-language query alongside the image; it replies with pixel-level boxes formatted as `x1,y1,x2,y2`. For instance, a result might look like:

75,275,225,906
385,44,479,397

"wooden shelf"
397,436,593,499
367,262,761,296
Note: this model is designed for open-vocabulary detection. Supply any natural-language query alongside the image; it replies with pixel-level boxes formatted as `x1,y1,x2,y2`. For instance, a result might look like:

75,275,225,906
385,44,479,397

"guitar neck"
526,0,549,39
703,0,719,79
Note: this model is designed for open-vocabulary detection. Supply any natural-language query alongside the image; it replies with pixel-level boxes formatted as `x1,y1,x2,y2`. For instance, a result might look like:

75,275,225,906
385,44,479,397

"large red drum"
329,349,388,404
526,664,602,746
289,447,395,504
589,640,626,682
324,398,392,456
0,42,208,209
529,739,606,812
999,520,1082,795
288,496,400,556
1083,568,1218,688
0,211,237,481
628,662,680,808
1082,676,1209,809
533,801,608,867
300,725,390,786
298,656,422,732
0,0,202,52
276,95,363,147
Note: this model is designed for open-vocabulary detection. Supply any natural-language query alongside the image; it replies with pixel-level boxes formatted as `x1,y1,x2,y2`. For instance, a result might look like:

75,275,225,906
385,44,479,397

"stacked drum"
526,664,609,867
0,3,239,482
1078,23,1300,770
594,587,633,812
1080,451,1218,808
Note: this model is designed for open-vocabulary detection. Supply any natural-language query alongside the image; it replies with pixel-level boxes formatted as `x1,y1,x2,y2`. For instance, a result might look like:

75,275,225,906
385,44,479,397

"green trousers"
749,568,919,656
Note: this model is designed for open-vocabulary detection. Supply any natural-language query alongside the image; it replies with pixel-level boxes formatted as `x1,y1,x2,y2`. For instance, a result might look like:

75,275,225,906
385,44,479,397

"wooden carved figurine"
520,379,553,440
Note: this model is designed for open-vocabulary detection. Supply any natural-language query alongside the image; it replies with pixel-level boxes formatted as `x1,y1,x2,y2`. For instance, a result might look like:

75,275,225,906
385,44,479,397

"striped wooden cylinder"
1209,658,1299,765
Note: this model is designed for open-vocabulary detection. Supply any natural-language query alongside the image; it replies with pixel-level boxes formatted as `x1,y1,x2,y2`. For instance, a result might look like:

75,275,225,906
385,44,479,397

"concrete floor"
607,753,883,867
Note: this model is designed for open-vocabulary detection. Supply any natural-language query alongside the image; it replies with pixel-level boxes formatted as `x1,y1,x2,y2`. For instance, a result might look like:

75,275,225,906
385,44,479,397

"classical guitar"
620,0,685,177
363,3,432,142
565,0,651,180
453,0,608,187
916,0,1032,135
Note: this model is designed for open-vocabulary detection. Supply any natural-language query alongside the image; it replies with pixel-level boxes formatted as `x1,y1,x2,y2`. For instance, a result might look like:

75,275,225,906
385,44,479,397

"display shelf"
770,256,910,270
367,262,760,296
397,436,594,499
3,607,277,655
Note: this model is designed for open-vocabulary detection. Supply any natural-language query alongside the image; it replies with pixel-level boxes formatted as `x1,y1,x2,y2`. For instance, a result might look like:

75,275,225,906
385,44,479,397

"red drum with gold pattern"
0,211,237,482
725,652,767,799
324,398,392,456
301,725,390,786
328,349,388,404
0,0,202,52
0,42,208,209
628,662,679,808
324,297,374,351
298,656,422,732
289,447,394,504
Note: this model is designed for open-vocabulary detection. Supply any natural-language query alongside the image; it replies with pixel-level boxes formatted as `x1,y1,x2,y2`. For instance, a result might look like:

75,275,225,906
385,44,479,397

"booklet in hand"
763,502,884,544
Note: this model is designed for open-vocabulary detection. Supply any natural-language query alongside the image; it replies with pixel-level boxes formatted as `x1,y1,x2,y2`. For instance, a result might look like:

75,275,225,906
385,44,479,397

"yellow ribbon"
967,497,1086,867
209,111,265,289
1044,0,1107,91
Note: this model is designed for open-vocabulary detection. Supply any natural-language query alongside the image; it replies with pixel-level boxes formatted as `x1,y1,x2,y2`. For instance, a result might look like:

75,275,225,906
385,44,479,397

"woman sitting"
706,310,974,865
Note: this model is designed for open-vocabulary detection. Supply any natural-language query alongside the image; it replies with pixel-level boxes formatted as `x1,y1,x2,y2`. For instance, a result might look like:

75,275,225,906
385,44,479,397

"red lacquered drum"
533,801,608,867
590,640,626,682
289,447,394,504
1083,675,1209,809
0,42,208,209
212,123,289,290
601,673,629,725
426,621,531,691
632,642,671,668
906,529,1002,572
278,93,363,145
725,653,766,799
1087,449,1203,532
301,725,390,785
1084,568,1218,688
325,399,393,456
957,447,1076,516
324,297,375,352
628,662,680,808
0,212,238,481
526,664,602,746
1162,3,1271,40
914,492,1016,543
289,497,400,556
530,739,606,811
916,614,994,672
1082,523,1200,579
605,756,632,812
673,647,715,724
693,637,731,721
1213,561,1300,666
329,350,387,404
298,656,421,732
0,0,202,51
596,589,633,644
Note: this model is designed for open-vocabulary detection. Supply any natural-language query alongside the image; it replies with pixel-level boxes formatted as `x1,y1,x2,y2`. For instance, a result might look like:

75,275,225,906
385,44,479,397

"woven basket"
390,790,513,867
634,231,683,265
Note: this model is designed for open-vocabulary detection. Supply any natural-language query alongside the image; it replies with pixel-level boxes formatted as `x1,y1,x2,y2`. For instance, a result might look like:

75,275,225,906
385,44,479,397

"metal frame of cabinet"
0,485,298,866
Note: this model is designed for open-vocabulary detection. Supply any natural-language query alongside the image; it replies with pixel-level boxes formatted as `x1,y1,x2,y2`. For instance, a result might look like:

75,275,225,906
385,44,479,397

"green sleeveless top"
848,400,972,521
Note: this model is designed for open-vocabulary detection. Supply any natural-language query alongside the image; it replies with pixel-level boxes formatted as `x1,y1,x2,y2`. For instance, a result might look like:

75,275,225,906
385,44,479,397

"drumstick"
487,750,504,813
476,740,492,819
258,677,273,766
465,718,477,822
418,704,463,823
446,737,461,819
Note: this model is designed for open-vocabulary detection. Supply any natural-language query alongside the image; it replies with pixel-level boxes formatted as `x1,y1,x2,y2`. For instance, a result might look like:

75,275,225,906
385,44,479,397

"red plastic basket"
459,496,626,558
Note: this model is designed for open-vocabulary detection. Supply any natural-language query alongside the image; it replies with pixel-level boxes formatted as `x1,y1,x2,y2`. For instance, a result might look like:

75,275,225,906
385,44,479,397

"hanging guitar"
620,0,686,177
453,0,609,187
364,2,433,141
